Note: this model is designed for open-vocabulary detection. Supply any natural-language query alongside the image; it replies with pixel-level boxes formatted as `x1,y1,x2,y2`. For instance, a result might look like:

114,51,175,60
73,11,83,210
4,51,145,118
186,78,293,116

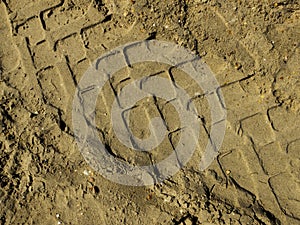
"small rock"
184,218,193,225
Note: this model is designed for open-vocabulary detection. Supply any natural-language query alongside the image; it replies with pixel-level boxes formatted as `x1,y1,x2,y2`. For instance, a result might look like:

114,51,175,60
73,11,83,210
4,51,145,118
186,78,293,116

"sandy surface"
0,0,299,224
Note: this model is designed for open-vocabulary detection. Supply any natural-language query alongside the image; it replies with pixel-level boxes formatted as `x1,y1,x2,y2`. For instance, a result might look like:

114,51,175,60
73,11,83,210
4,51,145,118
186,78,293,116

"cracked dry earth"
0,0,300,224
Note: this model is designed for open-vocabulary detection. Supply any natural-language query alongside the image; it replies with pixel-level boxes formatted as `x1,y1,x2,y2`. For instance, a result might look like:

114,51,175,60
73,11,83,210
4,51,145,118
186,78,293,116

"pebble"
83,170,91,176
185,218,193,225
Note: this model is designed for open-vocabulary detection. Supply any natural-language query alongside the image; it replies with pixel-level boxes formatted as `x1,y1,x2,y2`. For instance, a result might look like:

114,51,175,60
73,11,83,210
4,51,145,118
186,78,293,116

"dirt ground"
0,0,299,224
